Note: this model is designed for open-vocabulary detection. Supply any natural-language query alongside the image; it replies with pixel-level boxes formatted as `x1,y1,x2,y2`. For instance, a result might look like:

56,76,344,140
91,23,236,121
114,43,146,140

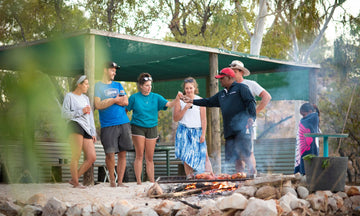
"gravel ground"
0,182,166,208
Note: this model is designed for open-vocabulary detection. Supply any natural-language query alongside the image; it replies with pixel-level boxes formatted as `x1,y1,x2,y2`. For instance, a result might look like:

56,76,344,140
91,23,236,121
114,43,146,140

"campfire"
149,172,251,199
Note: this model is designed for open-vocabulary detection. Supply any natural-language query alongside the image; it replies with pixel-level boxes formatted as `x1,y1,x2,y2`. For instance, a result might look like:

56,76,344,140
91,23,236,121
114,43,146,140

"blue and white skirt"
175,123,207,173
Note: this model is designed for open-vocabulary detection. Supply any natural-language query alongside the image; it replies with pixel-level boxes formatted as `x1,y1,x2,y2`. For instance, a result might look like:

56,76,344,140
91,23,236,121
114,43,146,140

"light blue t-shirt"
126,92,168,128
94,81,130,128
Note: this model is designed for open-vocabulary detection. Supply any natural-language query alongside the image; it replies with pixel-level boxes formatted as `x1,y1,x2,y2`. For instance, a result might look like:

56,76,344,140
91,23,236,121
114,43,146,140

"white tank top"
179,95,202,128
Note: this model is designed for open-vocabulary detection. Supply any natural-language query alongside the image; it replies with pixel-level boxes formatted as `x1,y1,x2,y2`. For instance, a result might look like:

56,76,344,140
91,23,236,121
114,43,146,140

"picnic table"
304,133,349,157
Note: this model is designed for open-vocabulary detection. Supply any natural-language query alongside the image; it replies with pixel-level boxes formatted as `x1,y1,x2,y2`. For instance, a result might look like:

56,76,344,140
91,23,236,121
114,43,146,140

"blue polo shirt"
126,92,168,128
94,81,130,128
193,82,256,138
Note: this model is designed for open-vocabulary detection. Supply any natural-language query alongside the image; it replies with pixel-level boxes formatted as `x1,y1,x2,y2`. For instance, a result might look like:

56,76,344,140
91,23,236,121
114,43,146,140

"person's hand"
92,136,97,143
176,91,184,100
246,118,254,128
200,134,205,143
182,96,192,103
83,105,91,114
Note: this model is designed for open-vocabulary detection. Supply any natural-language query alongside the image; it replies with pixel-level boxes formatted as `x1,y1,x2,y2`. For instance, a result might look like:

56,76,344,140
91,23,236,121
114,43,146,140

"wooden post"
308,68,318,105
207,53,221,174
83,34,95,186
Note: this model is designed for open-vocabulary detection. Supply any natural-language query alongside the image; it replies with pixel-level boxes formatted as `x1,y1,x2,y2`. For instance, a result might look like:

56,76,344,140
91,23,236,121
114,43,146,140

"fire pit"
156,175,254,184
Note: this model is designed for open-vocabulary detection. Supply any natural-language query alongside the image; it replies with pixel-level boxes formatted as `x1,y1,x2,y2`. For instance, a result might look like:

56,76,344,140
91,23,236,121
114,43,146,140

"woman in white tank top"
173,77,213,179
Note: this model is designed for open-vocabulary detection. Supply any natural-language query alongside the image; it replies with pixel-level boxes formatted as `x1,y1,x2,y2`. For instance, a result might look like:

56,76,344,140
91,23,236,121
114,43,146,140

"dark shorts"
225,132,252,162
100,123,133,154
131,124,158,139
68,121,92,139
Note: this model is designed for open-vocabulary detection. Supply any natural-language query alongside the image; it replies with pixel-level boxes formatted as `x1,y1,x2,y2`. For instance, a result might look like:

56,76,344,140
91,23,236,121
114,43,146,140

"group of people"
61,58,317,188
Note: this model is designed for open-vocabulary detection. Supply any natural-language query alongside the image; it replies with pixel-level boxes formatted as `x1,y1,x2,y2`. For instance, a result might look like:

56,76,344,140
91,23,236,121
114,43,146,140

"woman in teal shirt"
127,73,180,184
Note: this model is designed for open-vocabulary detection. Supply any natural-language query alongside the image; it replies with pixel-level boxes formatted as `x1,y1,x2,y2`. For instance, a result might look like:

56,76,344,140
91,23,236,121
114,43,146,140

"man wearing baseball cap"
230,60,272,175
183,68,256,173
94,61,133,187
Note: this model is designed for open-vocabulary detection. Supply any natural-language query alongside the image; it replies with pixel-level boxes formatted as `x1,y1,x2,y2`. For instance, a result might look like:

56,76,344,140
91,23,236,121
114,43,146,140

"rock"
279,192,298,213
216,193,248,210
255,185,278,199
280,186,297,197
0,200,22,216
175,206,199,216
296,186,309,199
127,206,158,216
336,191,348,199
65,204,83,216
347,186,360,197
91,203,111,216
241,197,277,216
350,195,360,209
42,197,67,216
21,205,42,216
290,198,310,210
154,200,176,216
112,200,134,216
328,197,338,214
244,174,296,187
283,180,292,187
235,186,257,198
27,193,47,207
147,182,163,197
80,204,92,216
306,193,327,212
197,204,222,216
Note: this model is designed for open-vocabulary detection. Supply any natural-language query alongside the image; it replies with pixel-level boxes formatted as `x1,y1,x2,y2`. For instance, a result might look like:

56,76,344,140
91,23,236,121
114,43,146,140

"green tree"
0,0,89,45
81,0,161,35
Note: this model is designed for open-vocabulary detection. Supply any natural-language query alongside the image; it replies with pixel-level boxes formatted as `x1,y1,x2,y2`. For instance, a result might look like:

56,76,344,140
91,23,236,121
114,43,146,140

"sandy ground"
0,182,166,208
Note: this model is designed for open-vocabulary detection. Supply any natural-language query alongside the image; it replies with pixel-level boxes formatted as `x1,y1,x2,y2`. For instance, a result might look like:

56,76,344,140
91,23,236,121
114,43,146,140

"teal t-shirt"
127,92,168,128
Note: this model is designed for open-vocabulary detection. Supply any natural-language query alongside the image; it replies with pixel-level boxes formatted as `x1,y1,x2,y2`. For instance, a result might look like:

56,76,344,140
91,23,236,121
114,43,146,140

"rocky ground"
1,174,360,215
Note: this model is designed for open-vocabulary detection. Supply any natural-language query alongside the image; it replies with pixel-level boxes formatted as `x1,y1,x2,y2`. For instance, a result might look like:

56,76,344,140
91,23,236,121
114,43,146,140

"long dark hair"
300,103,320,119
137,73,152,91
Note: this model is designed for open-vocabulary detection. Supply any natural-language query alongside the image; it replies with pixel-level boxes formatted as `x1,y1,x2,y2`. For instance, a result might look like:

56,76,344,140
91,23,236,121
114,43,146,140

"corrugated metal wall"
0,138,295,183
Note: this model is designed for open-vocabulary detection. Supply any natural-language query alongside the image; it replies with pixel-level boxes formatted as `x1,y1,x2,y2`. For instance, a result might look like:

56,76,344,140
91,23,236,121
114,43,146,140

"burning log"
149,186,213,199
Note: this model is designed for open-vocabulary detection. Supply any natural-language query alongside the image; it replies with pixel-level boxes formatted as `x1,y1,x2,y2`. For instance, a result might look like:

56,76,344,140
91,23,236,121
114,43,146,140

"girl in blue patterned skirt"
173,77,213,178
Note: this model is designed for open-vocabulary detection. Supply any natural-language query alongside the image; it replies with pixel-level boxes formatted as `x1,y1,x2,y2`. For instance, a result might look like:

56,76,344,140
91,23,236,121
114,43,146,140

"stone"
328,197,339,214
80,204,93,216
21,205,42,216
196,204,222,216
154,200,176,216
175,206,199,216
65,204,83,216
282,180,292,187
0,200,22,216
241,197,278,216
280,186,297,197
215,193,248,210
127,206,158,216
26,193,47,207
306,193,327,212
42,197,67,216
147,182,163,197
290,198,310,210
347,186,360,197
350,195,360,209
296,186,309,199
91,203,111,216
255,185,278,199
112,200,134,216
235,186,257,197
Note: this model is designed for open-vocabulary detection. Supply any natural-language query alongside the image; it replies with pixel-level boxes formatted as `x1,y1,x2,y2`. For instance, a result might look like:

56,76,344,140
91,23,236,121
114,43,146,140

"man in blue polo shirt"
94,61,133,187
183,68,256,174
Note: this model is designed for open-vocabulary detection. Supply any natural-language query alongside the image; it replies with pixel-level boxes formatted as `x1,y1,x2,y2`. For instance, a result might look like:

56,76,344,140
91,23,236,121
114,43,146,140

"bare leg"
133,135,145,185
77,138,96,177
235,159,245,173
248,152,257,175
105,152,116,187
69,133,84,188
144,138,156,183
204,152,213,173
184,162,194,178
117,151,127,187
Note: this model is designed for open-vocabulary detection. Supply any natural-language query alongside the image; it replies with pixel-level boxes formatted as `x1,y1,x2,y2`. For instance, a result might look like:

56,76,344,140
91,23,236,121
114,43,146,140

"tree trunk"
83,164,94,186
249,0,267,55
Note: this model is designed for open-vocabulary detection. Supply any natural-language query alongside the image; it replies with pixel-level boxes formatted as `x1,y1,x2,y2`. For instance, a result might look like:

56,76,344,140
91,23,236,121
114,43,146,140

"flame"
184,181,238,195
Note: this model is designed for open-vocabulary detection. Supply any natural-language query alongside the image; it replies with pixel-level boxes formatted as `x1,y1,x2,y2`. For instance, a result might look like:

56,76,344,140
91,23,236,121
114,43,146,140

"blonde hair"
182,77,199,95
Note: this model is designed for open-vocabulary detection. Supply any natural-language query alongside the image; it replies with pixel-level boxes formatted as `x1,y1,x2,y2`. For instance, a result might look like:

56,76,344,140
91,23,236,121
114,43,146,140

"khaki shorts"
131,124,158,139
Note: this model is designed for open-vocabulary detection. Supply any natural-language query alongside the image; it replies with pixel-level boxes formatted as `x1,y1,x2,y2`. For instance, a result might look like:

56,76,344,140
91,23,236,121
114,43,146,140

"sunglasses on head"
184,78,194,83
143,76,152,81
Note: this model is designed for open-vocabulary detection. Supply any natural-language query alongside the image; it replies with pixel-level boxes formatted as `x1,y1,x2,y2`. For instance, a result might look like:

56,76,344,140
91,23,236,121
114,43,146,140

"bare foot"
110,180,116,187
69,179,76,186
73,184,86,189
137,182,142,185
117,183,129,187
